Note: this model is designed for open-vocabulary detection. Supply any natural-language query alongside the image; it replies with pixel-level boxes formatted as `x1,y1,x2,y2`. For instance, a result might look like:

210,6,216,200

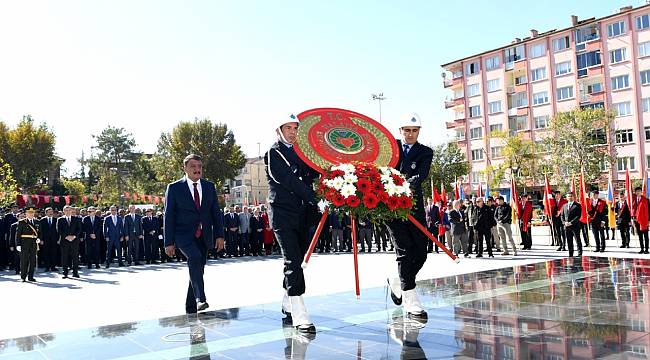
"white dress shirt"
186,176,202,204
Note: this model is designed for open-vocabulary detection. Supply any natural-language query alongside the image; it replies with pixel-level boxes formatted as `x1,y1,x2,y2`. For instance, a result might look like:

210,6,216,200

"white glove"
16,246,21,252
158,235,163,240
317,199,330,212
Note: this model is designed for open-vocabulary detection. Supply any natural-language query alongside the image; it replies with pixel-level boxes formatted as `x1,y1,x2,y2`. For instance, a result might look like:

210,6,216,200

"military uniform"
16,217,39,281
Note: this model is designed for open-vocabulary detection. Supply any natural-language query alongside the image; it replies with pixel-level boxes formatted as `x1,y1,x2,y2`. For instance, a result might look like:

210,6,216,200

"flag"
510,177,520,220
477,182,483,198
459,182,465,200
571,176,576,195
579,170,589,224
432,186,441,205
485,183,490,199
440,184,447,204
607,177,616,229
543,175,553,218
454,180,460,200
626,168,634,217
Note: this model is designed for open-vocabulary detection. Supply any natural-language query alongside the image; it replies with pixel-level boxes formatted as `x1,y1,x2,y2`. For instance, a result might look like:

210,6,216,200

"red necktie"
193,182,202,238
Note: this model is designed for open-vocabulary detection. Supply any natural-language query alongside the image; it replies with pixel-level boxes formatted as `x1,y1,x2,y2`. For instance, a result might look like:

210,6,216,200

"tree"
545,107,615,186
61,178,86,195
483,131,538,190
3,115,56,191
0,157,18,208
88,126,139,206
422,142,470,198
153,118,246,189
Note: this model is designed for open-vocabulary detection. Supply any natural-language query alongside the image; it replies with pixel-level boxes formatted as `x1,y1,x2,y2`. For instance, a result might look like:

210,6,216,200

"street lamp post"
371,92,386,123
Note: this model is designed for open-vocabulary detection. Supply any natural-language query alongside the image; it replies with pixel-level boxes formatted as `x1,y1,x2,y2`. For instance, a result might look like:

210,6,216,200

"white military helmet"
276,113,299,130
399,112,422,128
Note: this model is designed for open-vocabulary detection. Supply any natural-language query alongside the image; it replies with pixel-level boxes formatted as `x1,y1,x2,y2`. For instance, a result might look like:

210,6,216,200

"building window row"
556,86,574,101
615,129,634,144
609,48,627,64
607,20,626,38
487,78,500,92
531,67,546,82
469,105,481,118
470,127,483,140
488,101,502,114
611,74,630,91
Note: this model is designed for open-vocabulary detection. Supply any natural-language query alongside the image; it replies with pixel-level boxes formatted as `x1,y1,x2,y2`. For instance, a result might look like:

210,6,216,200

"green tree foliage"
61,178,86,195
483,130,538,190
1,115,56,191
0,157,18,208
422,142,470,198
545,107,615,185
153,118,246,189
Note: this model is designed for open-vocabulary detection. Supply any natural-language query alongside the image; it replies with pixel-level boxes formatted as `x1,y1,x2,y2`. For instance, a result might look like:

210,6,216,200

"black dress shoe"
556,248,563,251
22,279,26,282
387,279,402,306
62,275,69,279
645,250,650,254
72,273,80,278
119,263,125,267
197,301,209,311
28,278,36,282
296,323,316,334
95,265,100,269
639,250,645,254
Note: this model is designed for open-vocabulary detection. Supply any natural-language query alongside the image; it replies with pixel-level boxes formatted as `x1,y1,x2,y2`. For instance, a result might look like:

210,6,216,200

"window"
640,41,650,57
510,92,528,108
466,61,480,75
553,36,570,52
529,43,545,58
643,99,650,113
488,101,502,114
491,146,504,158
508,115,528,132
647,155,650,169
608,20,626,38
591,128,607,144
576,51,601,76
454,129,464,140
470,127,483,140
471,149,483,161
515,75,527,85
645,126,650,140
641,70,650,85
489,124,503,133
469,105,481,117
617,156,636,171
609,48,627,63
614,101,632,116
487,78,500,92
454,110,465,119
611,74,630,90
532,91,549,105
530,67,546,81
485,55,500,70
471,171,485,183
587,82,603,94
556,86,574,101
575,25,599,44
534,115,550,129
504,45,525,63
467,83,480,97
638,14,650,30
453,89,464,99
615,129,634,144
555,61,572,76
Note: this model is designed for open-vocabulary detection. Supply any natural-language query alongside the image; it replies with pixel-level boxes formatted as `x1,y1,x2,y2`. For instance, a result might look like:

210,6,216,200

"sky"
0,0,643,176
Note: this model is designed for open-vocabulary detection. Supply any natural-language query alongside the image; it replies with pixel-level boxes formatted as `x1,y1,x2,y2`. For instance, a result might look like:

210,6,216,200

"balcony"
515,60,527,71
586,41,601,52
580,91,605,104
445,98,464,109
506,86,515,94
515,82,528,93
587,66,604,76
443,77,463,88
445,117,466,129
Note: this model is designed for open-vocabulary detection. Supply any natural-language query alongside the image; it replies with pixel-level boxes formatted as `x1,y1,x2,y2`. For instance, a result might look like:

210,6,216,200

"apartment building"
442,4,650,191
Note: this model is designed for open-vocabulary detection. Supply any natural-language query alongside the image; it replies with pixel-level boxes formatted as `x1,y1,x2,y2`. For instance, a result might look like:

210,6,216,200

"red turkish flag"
154,196,160,204
64,196,70,205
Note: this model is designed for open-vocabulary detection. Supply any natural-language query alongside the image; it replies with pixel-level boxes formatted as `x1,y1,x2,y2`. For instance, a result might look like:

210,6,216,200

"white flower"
340,183,357,198
380,173,392,183
384,183,398,196
340,163,356,173
343,173,358,184
390,168,401,176
328,177,345,190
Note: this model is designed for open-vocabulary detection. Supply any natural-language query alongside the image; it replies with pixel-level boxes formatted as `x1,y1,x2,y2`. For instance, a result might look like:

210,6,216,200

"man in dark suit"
8,212,25,275
425,198,440,253
3,205,19,271
164,154,225,314
224,205,240,258
552,191,567,251
386,113,433,323
449,200,468,256
561,192,583,257
39,207,59,272
104,205,125,268
82,206,102,269
616,191,632,248
124,205,144,265
57,205,82,278
587,190,607,252
142,208,159,264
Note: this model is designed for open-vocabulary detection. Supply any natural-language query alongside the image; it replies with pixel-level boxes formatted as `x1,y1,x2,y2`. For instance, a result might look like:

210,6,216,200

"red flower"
398,196,412,209
363,194,379,209
332,193,345,207
331,170,345,178
379,191,389,203
346,195,361,208
357,178,372,193
372,182,384,193
387,196,400,211
325,190,338,201
391,174,405,186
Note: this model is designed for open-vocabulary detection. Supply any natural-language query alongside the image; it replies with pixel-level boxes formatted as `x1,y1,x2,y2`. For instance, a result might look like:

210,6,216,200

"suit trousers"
85,237,100,266
127,236,141,264
387,219,428,291
591,222,605,250
497,224,516,253
226,230,239,256
144,235,156,261
239,232,250,255
42,238,59,269
553,218,566,249
19,239,37,280
620,225,630,247
178,236,208,313
60,238,79,274
331,229,344,251
475,230,493,256
565,225,583,257
636,223,649,251
106,239,123,265
358,228,373,251
452,232,468,256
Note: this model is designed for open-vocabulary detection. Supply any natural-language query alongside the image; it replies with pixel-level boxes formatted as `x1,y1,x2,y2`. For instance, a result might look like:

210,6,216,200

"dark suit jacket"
56,216,82,242
39,217,58,244
82,215,102,240
124,213,143,239
4,213,17,244
449,209,467,235
561,202,582,229
164,177,225,249
396,140,433,218
425,204,440,229
615,201,632,226
224,212,240,230
142,216,159,239
104,215,125,243
9,222,18,248
249,215,264,239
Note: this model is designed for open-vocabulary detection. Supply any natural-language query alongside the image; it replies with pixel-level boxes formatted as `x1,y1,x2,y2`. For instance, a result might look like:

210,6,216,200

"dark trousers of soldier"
590,222,605,251
60,238,79,275
387,214,428,292
620,225,630,247
475,230,493,257
636,221,649,252
271,207,309,296
13,249,21,273
565,225,583,257
42,239,59,270
20,239,37,280
85,238,100,267
553,217,566,250
0,242,7,270
178,235,208,314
